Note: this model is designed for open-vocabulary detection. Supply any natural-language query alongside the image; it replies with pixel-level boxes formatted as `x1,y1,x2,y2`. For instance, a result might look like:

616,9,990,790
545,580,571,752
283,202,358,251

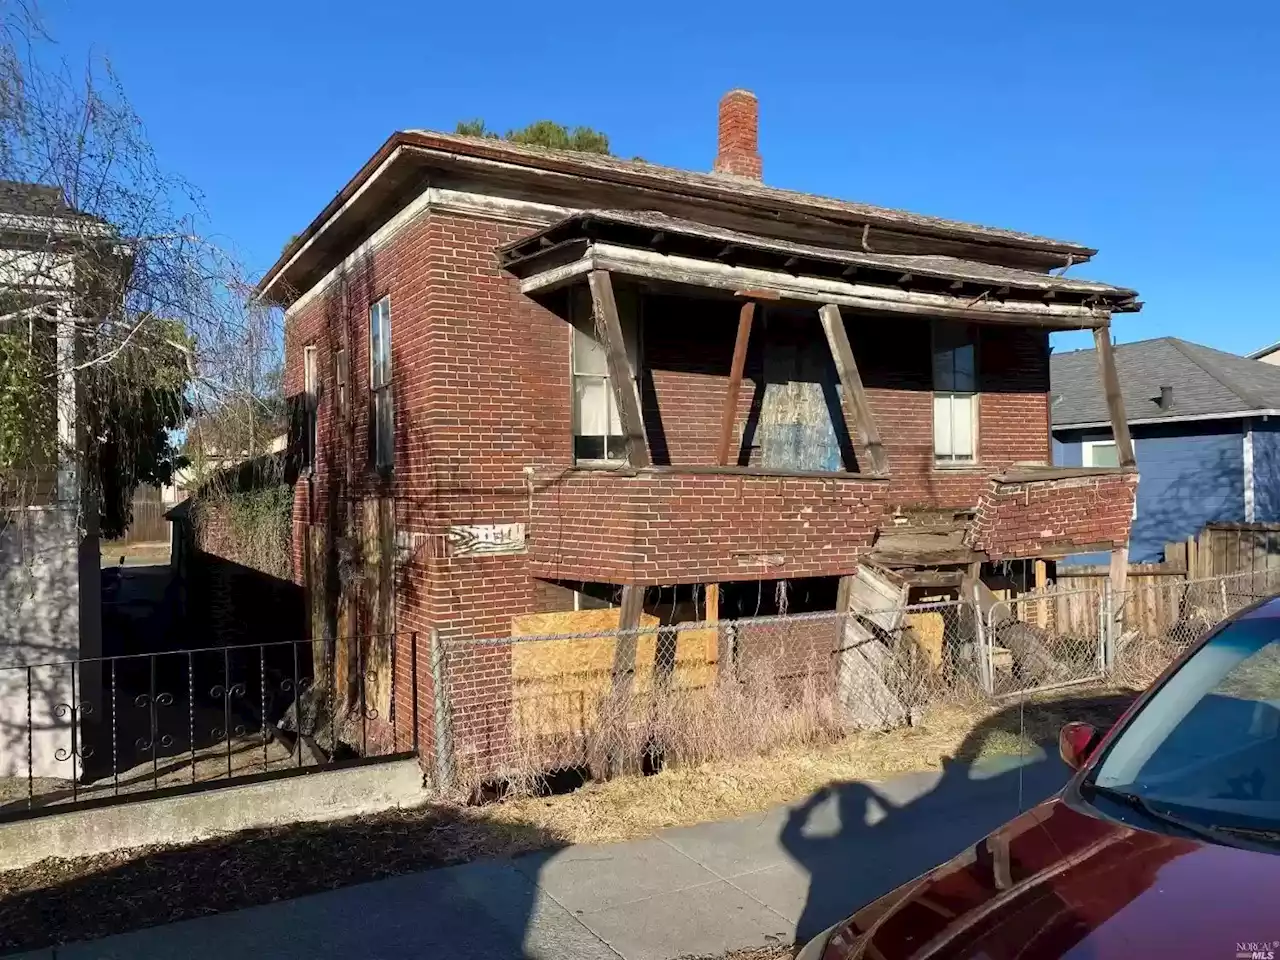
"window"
1083,439,1136,517
932,322,978,463
336,347,349,422
1083,439,1120,468
369,297,393,471
302,345,318,468
570,285,638,462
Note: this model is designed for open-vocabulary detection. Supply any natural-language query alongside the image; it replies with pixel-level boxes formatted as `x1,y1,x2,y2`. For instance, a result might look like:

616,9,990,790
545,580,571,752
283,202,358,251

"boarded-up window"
933,322,977,463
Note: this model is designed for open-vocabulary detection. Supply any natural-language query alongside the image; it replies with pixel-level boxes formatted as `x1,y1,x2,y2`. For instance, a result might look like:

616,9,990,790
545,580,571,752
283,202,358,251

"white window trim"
1244,418,1256,522
570,287,641,465
1082,438,1137,519
931,322,979,466
1081,439,1118,467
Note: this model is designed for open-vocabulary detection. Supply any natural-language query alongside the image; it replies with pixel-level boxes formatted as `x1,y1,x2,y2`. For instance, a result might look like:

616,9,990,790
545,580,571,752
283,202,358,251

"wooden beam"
818,303,889,475
899,569,965,588
1092,326,1136,467
1108,546,1129,656
588,269,650,467
1034,559,1048,628
598,583,646,778
528,246,1118,328
716,301,756,465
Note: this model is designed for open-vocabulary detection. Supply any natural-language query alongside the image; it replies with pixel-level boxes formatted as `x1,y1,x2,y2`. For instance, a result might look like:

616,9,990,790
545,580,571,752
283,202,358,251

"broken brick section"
527,469,890,584
967,471,1138,560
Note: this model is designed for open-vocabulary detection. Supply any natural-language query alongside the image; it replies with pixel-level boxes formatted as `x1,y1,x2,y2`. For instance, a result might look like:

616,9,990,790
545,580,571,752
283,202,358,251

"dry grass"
451,633,992,802
677,947,797,960
463,687,1135,848
100,540,170,567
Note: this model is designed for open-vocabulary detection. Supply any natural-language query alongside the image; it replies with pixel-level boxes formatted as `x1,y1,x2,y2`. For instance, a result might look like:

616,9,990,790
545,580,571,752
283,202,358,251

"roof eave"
258,130,1101,304
1053,409,1280,430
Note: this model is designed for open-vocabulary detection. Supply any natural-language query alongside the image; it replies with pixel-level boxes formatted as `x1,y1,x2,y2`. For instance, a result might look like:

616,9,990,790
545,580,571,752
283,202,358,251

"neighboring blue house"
1052,337,1280,564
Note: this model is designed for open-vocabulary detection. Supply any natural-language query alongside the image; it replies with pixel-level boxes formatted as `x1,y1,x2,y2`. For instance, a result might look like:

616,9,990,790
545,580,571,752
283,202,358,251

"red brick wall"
528,469,889,584
279,193,1085,780
967,472,1138,559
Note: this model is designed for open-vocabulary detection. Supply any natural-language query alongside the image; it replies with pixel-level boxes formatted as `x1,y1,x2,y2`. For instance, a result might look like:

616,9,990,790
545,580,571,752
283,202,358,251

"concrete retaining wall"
0,758,427,871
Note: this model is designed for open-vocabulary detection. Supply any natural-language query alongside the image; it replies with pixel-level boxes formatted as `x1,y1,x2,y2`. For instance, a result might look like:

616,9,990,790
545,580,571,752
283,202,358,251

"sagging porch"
502,208,1141,601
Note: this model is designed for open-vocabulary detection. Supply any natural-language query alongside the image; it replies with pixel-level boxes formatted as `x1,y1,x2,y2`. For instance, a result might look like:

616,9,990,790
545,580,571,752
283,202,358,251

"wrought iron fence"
0,633,417,820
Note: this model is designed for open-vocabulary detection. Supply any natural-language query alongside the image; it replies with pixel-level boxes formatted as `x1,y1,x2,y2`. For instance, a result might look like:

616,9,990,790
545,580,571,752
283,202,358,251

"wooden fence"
1183,523,1280,582
103,494,170,545
1026,522,1280,640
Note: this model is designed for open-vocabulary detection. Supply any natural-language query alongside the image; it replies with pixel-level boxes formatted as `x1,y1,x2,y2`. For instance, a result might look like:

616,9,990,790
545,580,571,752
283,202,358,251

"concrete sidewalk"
16,750,1068,960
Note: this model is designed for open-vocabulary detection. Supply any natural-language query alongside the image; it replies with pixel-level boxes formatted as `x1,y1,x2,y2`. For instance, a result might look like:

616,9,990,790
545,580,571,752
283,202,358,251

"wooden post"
1107,546,1129,669
1186,535,1197,580
588,270,650,467
818,304,889,475
716,301,756,466
1034,559,1048,628
603,583,645,777
704,583,719,623
1092,326,1135,468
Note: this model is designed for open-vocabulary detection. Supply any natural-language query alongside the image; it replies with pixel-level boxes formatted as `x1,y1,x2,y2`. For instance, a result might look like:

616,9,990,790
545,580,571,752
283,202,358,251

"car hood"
821,798,1280,960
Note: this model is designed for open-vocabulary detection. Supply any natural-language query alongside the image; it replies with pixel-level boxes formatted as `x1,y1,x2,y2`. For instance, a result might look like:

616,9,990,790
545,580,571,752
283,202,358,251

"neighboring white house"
1249,340,1280,366
0,181,122,782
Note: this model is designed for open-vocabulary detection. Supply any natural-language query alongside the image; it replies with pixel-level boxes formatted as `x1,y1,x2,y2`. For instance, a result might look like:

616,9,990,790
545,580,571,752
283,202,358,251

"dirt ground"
101,540,171,568
0,687,1135,954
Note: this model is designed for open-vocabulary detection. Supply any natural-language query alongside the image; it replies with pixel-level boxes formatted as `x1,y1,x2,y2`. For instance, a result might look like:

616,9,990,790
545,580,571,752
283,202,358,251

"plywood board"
904,611,945,669
510,610,718,739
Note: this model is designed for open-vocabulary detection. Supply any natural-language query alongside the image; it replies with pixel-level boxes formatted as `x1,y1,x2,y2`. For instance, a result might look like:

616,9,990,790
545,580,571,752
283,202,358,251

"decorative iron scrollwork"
135,734,175,753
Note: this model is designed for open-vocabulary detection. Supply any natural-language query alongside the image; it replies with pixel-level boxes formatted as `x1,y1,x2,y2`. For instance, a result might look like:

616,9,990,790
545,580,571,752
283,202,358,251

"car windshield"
1092,613,1280,835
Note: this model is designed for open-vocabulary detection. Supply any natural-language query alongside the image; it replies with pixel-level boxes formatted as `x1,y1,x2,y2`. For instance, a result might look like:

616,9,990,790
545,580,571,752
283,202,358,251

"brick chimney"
713,89,762,180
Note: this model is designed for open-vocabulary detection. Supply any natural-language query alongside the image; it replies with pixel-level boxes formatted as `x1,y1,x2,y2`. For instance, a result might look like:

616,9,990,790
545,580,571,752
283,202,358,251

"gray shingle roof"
1051,337,1280,427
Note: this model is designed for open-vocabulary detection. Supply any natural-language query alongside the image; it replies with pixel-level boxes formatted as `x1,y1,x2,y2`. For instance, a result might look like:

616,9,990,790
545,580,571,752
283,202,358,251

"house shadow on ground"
0,800,570,956
0,690,1135,958
778,691,1136,945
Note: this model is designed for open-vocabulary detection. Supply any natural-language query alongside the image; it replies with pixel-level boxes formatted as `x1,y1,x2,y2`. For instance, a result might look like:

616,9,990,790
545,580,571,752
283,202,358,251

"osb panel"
510,610,719,737
904,611,945,669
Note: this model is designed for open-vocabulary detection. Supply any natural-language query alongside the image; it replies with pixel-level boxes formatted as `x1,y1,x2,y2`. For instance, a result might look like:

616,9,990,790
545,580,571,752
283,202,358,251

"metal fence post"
410,631,420,754
1100,580,1112,675
972,586,992,695
429,627,454,791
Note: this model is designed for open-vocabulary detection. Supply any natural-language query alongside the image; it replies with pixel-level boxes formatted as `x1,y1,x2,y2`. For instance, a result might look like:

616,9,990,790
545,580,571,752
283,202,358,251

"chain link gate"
983,586,1111,698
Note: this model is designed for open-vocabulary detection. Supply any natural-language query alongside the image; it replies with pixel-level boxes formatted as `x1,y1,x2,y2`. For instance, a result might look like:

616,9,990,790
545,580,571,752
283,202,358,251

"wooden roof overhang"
500,210,1142,330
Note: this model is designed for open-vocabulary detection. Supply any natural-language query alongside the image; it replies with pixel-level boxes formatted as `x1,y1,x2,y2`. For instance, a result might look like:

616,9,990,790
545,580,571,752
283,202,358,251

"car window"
1093,618,1280,827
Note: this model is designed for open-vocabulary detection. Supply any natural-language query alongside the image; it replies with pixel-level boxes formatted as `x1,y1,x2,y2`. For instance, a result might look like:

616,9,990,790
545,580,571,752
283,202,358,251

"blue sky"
42,0,1280,355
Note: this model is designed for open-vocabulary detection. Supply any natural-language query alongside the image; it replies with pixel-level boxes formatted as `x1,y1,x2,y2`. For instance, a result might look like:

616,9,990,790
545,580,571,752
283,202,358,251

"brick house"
258,91,1139,775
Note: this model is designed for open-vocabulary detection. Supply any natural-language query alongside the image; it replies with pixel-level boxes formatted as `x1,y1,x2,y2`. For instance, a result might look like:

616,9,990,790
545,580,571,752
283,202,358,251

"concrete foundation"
0,758,428,871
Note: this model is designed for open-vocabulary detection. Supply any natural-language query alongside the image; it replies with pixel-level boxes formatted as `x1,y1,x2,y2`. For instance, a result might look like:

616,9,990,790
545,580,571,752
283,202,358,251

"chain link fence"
1110,569,1280,688
985,588,1109,699
429,570,1279,796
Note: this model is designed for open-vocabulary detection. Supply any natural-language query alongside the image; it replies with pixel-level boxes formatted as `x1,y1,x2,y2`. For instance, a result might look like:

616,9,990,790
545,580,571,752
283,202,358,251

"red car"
799,597,1280,960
